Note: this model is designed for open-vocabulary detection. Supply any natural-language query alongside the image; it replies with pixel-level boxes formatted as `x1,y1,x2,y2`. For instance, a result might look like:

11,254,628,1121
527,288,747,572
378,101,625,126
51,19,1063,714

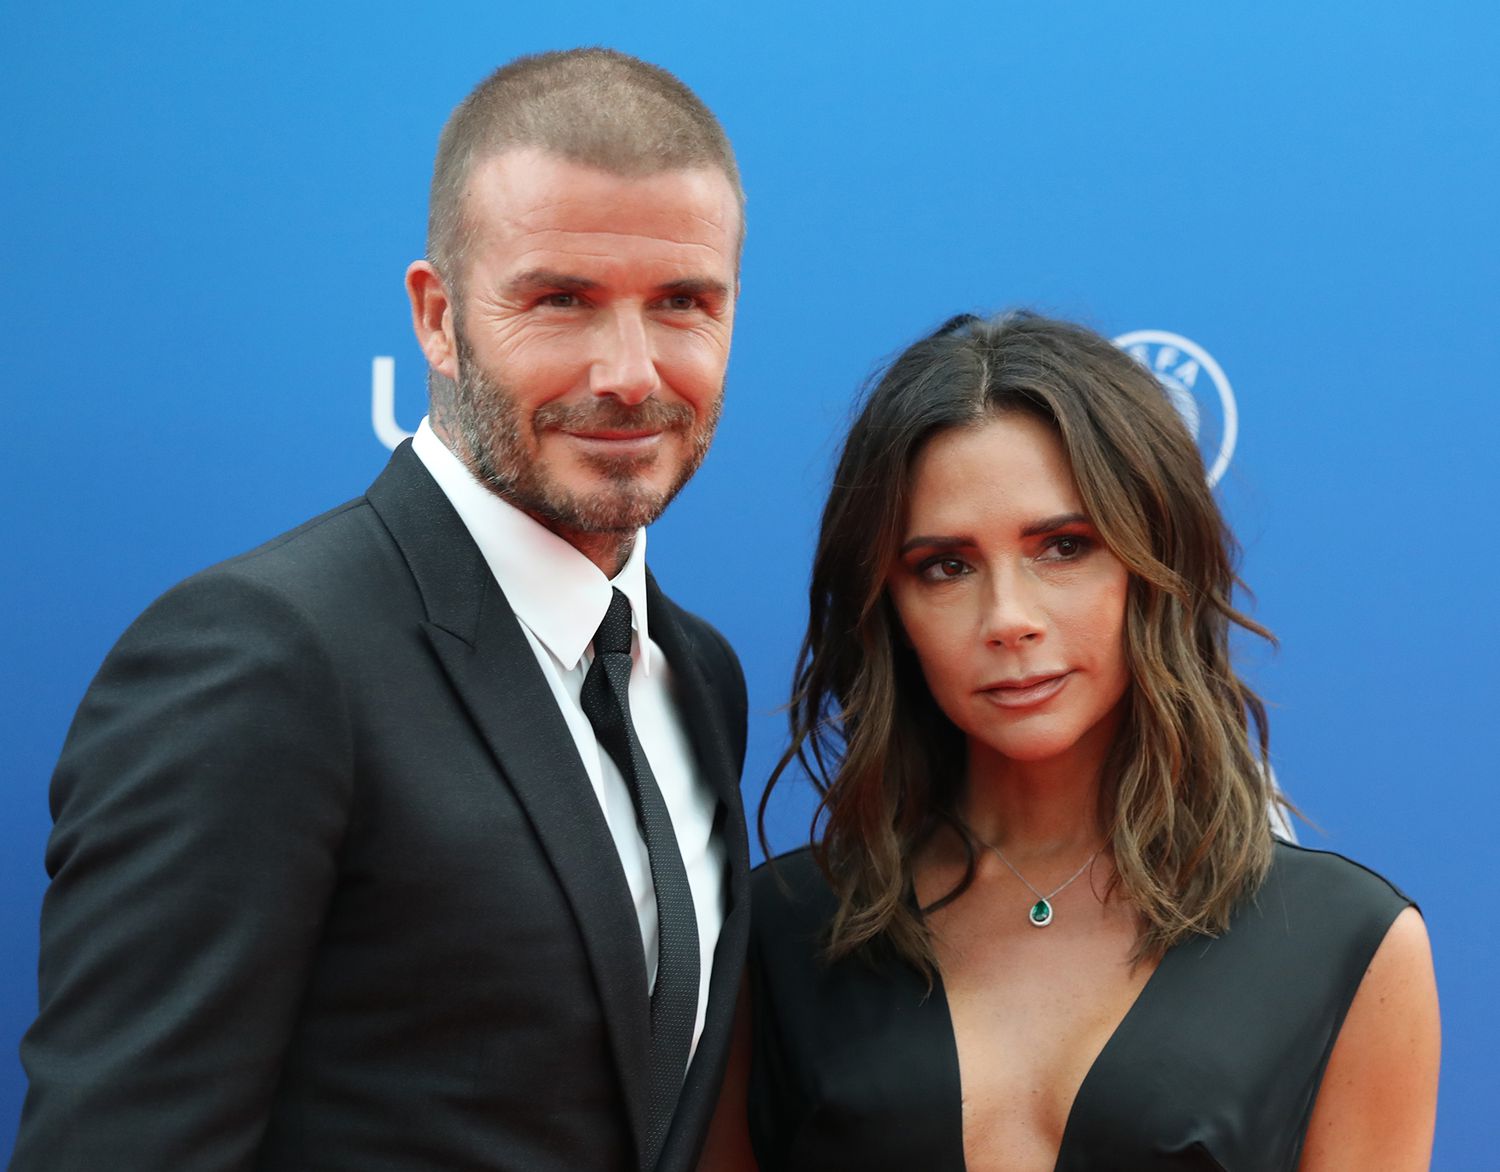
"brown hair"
763,311,1281,974
426,47,744,293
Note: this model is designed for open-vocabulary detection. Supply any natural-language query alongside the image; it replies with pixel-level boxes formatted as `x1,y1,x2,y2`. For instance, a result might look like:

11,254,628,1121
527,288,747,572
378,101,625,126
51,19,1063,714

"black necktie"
580,588,699,1166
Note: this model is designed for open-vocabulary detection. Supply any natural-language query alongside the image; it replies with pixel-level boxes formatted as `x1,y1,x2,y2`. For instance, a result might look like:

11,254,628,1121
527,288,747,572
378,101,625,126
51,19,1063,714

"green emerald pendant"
1029,899,1054,927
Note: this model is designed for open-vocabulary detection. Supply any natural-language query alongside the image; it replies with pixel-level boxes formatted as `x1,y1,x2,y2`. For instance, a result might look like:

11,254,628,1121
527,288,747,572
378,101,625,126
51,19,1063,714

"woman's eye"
1046,535,1090,560
918,557,969,581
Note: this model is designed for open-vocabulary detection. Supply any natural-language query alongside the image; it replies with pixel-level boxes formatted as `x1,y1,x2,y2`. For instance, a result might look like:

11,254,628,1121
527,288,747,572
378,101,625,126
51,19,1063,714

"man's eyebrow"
657,276,732,300
504,269,600,295
1020,512,1092,537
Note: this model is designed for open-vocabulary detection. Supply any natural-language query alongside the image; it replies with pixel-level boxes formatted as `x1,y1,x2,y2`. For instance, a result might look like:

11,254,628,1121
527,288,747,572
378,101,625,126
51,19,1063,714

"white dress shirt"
411,419,726,1058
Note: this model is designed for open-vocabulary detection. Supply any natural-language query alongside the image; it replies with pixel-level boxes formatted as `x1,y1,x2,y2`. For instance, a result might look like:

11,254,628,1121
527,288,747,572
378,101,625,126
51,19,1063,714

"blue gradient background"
3,2,1496,1163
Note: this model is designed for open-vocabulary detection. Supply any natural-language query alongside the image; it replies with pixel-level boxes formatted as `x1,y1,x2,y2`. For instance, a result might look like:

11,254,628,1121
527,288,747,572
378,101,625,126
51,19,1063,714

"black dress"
747,842,1412,1171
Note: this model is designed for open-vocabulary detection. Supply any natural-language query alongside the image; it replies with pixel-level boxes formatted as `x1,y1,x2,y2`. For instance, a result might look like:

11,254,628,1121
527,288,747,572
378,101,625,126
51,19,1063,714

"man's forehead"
463,148,742,235
458,150,742,280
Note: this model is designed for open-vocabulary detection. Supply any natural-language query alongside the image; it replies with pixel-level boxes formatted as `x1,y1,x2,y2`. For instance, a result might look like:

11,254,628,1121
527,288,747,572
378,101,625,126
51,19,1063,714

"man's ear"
406,260,458,382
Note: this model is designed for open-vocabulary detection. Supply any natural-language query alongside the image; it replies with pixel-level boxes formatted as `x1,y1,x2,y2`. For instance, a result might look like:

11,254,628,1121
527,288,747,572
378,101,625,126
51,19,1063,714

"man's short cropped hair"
427,47,745,292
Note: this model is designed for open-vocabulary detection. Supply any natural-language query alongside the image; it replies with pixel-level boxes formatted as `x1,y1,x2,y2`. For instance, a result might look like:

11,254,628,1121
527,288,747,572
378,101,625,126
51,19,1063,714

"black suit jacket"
12,443,751,1172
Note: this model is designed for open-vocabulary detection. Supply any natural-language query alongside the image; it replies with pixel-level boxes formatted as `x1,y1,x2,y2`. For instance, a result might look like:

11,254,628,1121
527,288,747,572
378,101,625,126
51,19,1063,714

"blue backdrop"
3,2,1496,1163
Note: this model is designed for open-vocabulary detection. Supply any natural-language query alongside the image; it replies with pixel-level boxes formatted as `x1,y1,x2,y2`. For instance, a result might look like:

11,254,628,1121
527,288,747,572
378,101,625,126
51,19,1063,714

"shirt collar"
411,417,652,673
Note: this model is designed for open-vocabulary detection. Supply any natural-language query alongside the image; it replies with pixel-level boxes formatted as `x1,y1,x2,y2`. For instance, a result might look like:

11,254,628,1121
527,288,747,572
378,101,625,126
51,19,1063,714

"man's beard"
449,331,722,536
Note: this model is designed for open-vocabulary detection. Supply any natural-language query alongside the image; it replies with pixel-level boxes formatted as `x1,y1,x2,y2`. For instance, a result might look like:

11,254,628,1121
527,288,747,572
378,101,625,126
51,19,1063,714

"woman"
703,313,1439,1170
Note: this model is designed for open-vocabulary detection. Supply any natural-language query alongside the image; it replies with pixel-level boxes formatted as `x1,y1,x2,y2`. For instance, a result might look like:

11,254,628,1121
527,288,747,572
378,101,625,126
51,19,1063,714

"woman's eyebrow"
899,514,1093,556
1019,512,1091,538
897,534,971,556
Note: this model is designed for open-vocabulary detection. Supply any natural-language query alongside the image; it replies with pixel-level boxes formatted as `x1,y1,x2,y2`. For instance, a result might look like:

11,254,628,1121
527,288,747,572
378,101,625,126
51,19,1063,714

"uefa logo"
371,356,411,451
1112,330,1237,487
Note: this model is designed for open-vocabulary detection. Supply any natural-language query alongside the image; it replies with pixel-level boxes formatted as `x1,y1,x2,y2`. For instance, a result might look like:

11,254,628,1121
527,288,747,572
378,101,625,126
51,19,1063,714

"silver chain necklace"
985,841,1103,927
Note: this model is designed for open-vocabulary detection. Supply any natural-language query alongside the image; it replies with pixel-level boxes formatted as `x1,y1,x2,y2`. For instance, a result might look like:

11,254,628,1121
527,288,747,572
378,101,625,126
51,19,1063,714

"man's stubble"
446,328,723,538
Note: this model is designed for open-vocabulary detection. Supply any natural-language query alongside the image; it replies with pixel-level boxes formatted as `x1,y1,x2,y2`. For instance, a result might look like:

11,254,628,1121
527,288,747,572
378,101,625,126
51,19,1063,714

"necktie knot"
592,588,634,658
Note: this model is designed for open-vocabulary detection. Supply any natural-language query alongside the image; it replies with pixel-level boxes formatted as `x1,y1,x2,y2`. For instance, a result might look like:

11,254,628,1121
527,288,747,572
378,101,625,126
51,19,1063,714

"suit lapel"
646,579,753,1170
645,577,745,821
366,445,653,1169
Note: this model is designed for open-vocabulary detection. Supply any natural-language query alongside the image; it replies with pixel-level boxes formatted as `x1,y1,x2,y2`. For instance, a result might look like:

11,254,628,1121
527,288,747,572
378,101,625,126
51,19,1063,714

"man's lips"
979,671,1072,709
557,428,665,454
565,428,661,440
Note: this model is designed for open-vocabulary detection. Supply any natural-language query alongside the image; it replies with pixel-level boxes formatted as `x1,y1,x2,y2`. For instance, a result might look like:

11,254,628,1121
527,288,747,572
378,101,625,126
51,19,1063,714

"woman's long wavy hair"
761,311,1281,974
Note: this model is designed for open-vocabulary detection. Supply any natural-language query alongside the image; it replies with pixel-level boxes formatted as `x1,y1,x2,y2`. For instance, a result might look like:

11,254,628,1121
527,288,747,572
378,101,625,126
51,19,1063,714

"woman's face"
887,412,1131,776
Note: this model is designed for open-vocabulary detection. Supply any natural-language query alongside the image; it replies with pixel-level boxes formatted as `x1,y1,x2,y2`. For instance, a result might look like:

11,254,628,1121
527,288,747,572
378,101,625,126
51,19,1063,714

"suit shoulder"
151,490,414,627
657,593,741,673
201,494,390,587
89,494,408,693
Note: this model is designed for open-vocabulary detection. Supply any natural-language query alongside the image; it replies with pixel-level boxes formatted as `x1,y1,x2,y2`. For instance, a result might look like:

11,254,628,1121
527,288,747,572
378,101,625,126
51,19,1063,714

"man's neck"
528,520,634,580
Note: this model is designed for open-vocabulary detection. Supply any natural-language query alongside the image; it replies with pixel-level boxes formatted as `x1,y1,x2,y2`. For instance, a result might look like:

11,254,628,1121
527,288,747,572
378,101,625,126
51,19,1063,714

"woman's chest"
936,921,1154,1171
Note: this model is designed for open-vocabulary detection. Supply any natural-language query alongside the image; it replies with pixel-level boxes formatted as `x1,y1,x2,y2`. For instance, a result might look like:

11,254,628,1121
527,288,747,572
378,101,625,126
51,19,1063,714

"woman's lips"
980,671,1071,709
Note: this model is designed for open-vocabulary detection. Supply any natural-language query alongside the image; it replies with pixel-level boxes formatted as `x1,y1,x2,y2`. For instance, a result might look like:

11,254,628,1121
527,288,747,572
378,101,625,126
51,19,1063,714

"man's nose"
982,564,1046,648
589,308,660,405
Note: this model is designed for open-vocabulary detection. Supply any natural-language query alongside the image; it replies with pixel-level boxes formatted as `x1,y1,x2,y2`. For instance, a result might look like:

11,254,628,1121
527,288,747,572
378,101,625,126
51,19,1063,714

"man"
12,49,749,1172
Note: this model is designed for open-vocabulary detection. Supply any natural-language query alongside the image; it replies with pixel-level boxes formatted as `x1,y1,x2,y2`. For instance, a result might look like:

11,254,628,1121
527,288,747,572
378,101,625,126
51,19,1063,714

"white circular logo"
1112,330,1237,486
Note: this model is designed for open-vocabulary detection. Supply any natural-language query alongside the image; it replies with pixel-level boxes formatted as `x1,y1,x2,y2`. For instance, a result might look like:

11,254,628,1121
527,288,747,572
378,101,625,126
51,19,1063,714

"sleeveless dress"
747,842,1412,1171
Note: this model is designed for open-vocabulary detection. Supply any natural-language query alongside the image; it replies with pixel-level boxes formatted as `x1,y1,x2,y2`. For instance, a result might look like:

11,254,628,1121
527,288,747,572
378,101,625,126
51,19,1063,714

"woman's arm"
698,974,760,1171
1299,907,1440,1171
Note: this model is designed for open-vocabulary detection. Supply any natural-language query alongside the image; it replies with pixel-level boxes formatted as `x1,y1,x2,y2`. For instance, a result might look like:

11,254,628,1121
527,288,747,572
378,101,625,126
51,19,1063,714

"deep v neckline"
928,935,1184,1172
747,843,1407,1172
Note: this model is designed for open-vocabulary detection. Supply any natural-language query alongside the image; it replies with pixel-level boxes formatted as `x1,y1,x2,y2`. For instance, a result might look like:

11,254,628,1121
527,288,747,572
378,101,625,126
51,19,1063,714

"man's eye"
664,294,699,311
541,293,579,308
